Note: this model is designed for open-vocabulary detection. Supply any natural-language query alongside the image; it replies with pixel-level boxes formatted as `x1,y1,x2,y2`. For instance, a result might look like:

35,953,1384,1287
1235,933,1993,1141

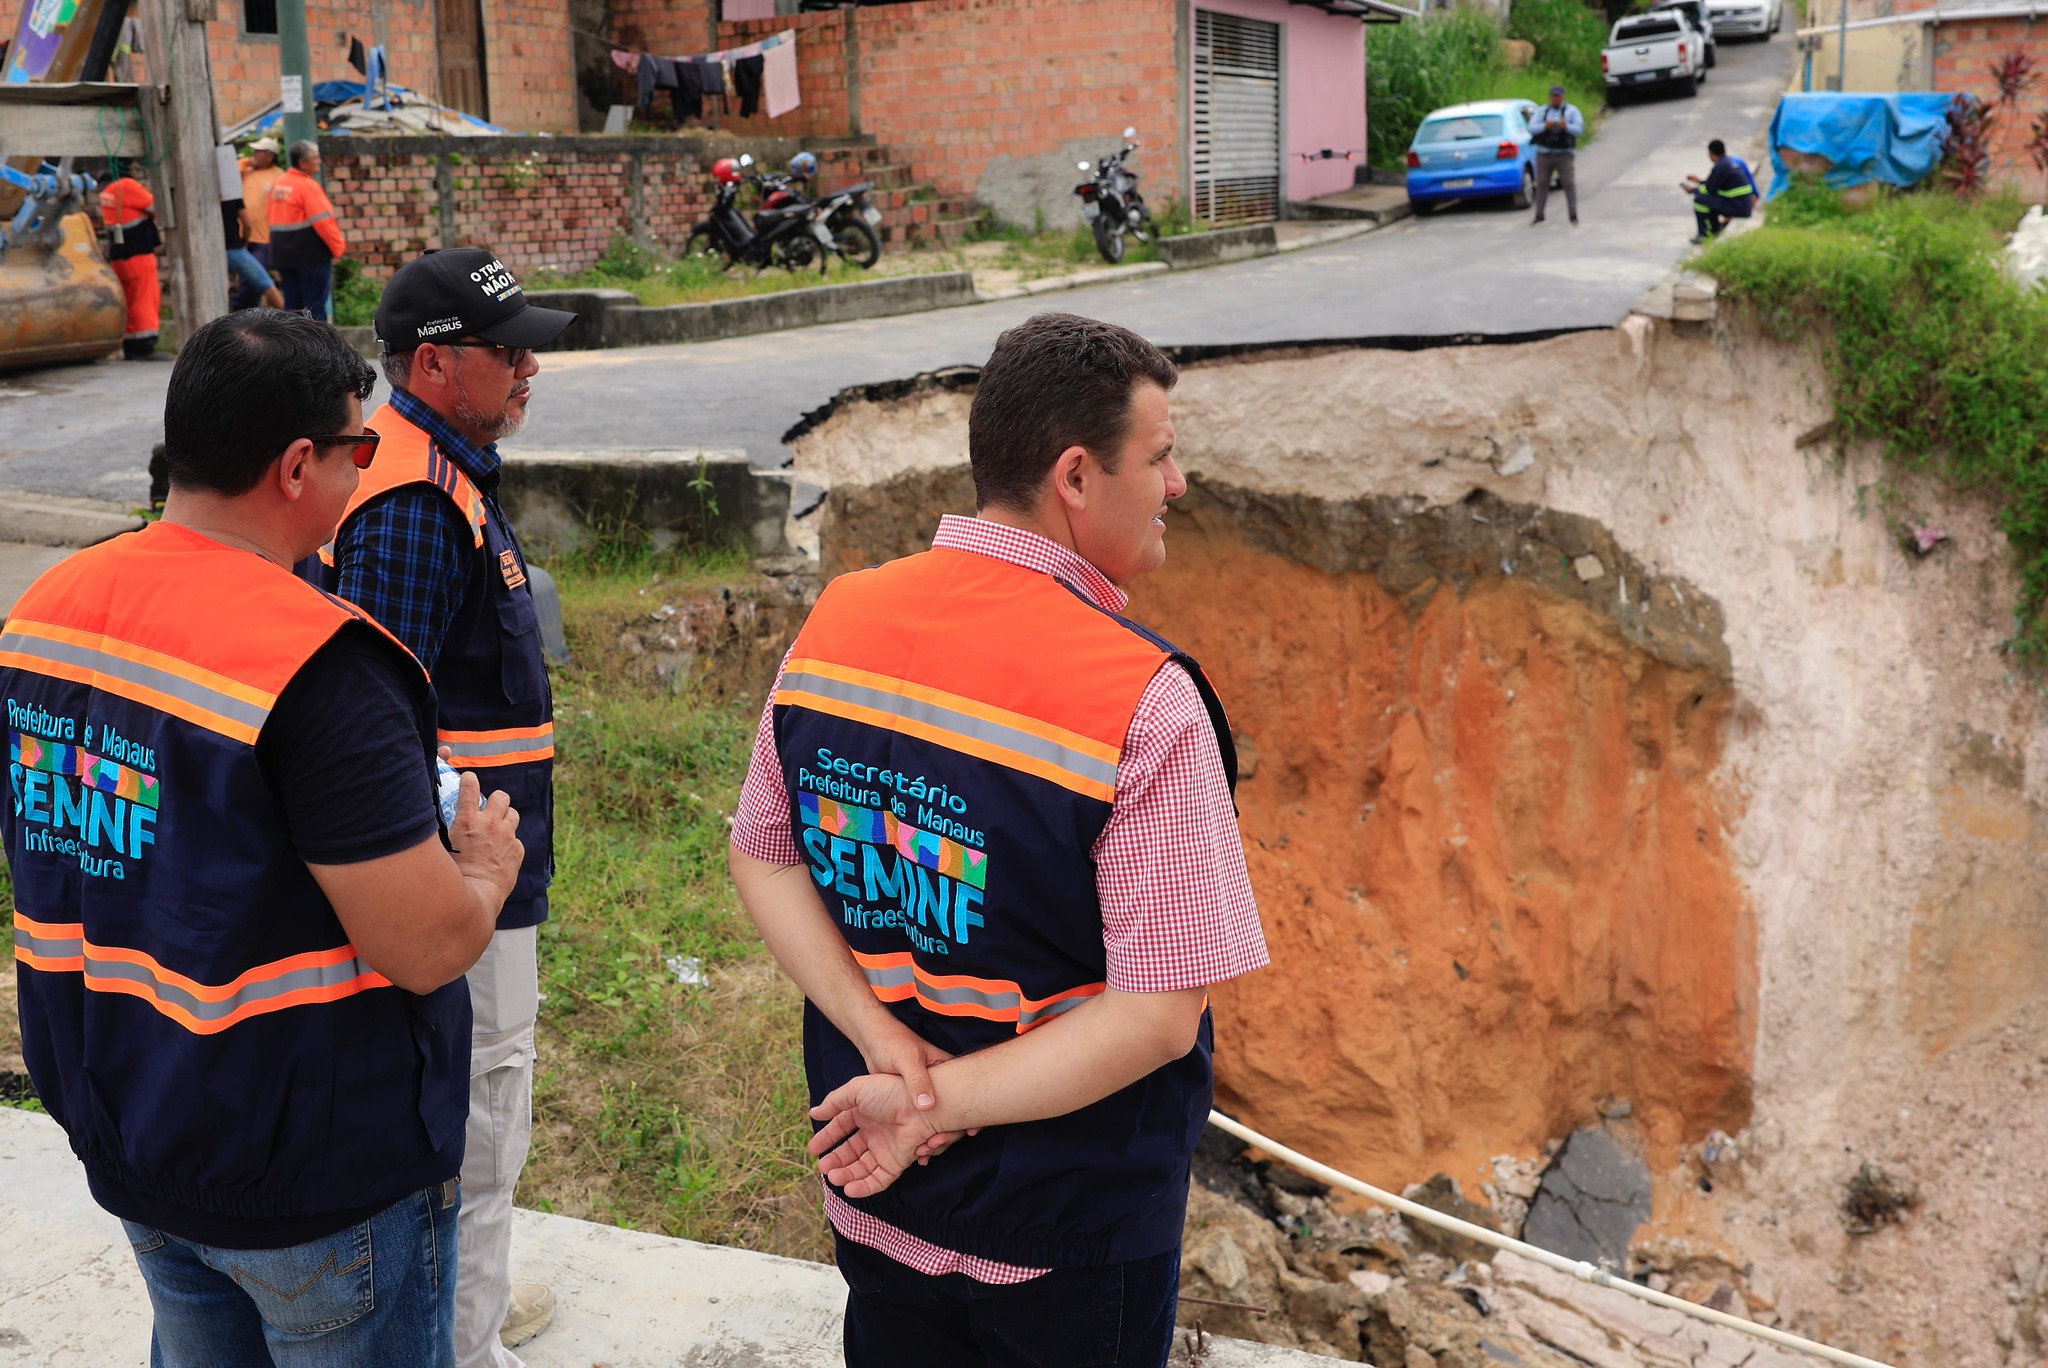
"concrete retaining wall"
526,272,976,351
497,448,790,559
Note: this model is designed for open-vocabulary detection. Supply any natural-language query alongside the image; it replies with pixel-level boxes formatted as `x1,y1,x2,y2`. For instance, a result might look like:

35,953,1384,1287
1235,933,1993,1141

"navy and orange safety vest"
775,547,1236,1268
309,400,554,925
0,521,468,1235
266,165,345,267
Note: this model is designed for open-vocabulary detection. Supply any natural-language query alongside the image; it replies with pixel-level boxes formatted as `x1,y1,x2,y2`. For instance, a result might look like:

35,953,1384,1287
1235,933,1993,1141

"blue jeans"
233,242,272,310
226,247,275,294
122,1180,460,1368
277,261,332,321
836,1232,1182,1368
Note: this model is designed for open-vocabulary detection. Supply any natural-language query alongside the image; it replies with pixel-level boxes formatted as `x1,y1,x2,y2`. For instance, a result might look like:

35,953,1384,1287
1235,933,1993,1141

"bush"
1368,8,1507,167
330,257,381,327
1507,0,1610,93
1699,187,2048,656
1366,1,1608,168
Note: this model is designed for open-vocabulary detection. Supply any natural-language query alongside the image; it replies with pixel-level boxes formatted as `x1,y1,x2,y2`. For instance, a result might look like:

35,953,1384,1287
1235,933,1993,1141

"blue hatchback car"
1405,99,1541,213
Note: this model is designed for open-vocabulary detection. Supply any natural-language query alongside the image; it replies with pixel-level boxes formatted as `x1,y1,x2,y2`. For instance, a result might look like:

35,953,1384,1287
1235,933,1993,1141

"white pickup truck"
1602,11,1707,100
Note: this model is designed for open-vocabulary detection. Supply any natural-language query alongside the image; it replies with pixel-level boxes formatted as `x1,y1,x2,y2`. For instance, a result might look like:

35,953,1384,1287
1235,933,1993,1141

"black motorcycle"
685,155,882,273
1074,128,1153,264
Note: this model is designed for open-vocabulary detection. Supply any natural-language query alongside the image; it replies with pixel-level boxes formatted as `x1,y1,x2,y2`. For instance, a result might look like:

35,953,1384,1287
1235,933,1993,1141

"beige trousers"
455,926,539,1368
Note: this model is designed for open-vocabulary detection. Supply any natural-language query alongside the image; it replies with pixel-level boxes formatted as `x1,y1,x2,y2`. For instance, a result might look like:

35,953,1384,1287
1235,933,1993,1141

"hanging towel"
637,54,657,112
763,38,800,119
693,58,725,113
610,49,639,73
733,54,765,118
672,62,705,122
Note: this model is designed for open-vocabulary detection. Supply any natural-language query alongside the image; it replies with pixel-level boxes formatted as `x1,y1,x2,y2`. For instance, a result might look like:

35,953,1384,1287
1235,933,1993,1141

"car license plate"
1443,178,1475,189
1080,200,1100,219
861,206,882,226
1630,71,1656,81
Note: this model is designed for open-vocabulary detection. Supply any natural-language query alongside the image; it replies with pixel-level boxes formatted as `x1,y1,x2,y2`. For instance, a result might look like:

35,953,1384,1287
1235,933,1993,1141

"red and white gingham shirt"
730,515,1267,1283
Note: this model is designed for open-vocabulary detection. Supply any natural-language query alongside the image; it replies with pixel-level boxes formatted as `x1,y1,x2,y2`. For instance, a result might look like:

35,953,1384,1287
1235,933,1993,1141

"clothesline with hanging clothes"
610,28,801,125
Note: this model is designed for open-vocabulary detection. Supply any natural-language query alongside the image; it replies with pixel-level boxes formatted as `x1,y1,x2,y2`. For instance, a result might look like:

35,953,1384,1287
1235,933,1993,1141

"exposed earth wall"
788,313,2048,1365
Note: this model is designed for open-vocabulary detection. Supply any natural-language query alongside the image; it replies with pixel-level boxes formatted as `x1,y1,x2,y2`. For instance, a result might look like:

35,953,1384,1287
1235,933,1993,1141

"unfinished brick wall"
201,0,576,133
1932,16,2048,194
612,0,717,56
316,133,811,281
852,0,1184,218
483,0,579,133
710,11,855,142
203,2,434,130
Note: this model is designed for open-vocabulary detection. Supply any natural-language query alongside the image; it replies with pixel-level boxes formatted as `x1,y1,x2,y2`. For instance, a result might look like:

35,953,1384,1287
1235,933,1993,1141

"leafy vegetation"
1698,184,2048,658
525,550,819,1253
1367,0,1607,167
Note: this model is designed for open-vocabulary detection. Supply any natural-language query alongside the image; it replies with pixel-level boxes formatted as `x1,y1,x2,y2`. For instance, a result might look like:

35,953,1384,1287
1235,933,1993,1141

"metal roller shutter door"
1193,10,1281,225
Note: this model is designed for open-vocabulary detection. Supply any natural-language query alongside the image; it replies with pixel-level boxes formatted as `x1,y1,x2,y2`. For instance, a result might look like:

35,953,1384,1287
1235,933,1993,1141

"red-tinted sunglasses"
305,432,382,469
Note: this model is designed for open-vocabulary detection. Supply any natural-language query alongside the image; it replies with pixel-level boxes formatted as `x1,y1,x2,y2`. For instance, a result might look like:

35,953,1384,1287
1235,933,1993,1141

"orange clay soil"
1130,519,1757,1195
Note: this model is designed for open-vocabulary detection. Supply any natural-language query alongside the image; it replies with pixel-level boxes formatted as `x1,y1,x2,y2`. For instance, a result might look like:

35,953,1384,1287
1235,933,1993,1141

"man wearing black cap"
1524,85,1584,227
308,248,575,1368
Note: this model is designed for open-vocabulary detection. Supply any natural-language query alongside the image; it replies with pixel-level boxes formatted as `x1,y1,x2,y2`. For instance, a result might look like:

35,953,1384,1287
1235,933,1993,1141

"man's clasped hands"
806,1022,980,1200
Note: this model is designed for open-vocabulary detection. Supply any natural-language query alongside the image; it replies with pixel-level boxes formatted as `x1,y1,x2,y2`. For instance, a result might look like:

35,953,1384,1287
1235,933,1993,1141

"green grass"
1699,184,2048,659
530,234,888,308
1368,0,1608,168
524,551,821,1255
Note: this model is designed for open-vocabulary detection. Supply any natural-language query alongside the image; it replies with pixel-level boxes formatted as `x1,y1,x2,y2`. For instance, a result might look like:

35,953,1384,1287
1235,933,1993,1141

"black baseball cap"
374,247,576,351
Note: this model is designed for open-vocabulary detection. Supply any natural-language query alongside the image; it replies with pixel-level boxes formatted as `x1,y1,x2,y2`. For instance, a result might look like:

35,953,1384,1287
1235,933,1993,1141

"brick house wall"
316,133,814,281
612,0,717,58
850,0,1185,226
1930,14,2048,193
202,0,576,133
710,11,856,142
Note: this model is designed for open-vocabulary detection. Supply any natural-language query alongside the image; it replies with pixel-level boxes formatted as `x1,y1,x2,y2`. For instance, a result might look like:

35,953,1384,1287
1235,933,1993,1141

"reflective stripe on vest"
852,949,1102,1033
269,211,335,232
14,913,391,1035
0,620,276,744
776,657,1121,802
439,722,554,767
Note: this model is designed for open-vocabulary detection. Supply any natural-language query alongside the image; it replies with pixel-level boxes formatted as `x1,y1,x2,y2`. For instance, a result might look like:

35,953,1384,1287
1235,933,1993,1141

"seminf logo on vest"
471,258,521,304
798,747,987,956
7,699,158,880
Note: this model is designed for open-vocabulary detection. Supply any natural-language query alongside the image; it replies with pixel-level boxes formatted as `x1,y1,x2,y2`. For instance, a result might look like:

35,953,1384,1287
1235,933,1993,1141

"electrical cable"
1206,1110,1900,1368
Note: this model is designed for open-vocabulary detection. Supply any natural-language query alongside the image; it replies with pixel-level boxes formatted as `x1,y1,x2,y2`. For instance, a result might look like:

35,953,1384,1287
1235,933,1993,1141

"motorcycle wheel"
1093,216,1126,264
1129,206,1156,244
832,219,882,269
682,230,731,272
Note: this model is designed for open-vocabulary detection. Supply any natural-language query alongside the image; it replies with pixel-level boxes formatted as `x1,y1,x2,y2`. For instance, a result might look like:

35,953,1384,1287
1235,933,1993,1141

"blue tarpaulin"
1767,92,1960,198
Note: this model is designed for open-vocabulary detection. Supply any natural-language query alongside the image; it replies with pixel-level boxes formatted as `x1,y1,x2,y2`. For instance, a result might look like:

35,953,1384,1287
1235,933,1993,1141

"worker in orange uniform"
268,140,346,321
236,136,286,309
98,161,162,360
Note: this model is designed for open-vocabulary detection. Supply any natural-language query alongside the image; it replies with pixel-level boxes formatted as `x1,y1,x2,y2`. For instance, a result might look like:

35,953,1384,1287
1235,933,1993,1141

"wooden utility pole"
134,0,229,346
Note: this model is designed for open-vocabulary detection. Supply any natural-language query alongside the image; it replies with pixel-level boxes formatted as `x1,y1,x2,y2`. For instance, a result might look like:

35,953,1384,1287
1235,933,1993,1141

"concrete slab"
0,1109,1346,1367
1286,184,1415,224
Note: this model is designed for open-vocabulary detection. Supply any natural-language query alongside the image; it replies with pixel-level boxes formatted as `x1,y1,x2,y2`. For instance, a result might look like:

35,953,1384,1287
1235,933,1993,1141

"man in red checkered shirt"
729,312,1267,1368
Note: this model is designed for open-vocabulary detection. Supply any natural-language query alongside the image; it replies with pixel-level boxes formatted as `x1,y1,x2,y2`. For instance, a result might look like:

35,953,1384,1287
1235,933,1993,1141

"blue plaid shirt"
334,388,504,674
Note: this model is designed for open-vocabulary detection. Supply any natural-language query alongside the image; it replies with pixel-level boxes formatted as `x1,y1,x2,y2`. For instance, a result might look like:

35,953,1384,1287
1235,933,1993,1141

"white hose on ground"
1205,1110,1898,1368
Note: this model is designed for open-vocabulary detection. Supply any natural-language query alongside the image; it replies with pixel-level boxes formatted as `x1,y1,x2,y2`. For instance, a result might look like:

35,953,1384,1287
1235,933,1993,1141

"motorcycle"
685,154,884,274
772,171,885,270
1074,128,1153,264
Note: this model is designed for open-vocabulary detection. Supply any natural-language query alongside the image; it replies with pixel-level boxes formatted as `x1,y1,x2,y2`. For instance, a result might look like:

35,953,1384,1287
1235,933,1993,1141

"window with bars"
243,0,278,36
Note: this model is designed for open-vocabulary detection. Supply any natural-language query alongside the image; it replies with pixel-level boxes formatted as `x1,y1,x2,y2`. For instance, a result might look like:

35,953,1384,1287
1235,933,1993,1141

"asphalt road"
0,37,1792,504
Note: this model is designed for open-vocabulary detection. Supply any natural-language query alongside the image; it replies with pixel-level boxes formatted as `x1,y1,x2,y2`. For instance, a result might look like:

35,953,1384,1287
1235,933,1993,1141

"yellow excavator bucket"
0,210,123,371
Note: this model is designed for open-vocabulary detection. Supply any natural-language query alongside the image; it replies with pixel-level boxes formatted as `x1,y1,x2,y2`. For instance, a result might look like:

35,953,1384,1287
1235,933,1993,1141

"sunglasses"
448,340,533,370
305,432,382,469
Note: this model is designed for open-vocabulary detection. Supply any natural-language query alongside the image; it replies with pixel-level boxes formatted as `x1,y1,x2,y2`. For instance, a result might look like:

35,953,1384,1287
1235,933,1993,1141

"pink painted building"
1190,0,1374,212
